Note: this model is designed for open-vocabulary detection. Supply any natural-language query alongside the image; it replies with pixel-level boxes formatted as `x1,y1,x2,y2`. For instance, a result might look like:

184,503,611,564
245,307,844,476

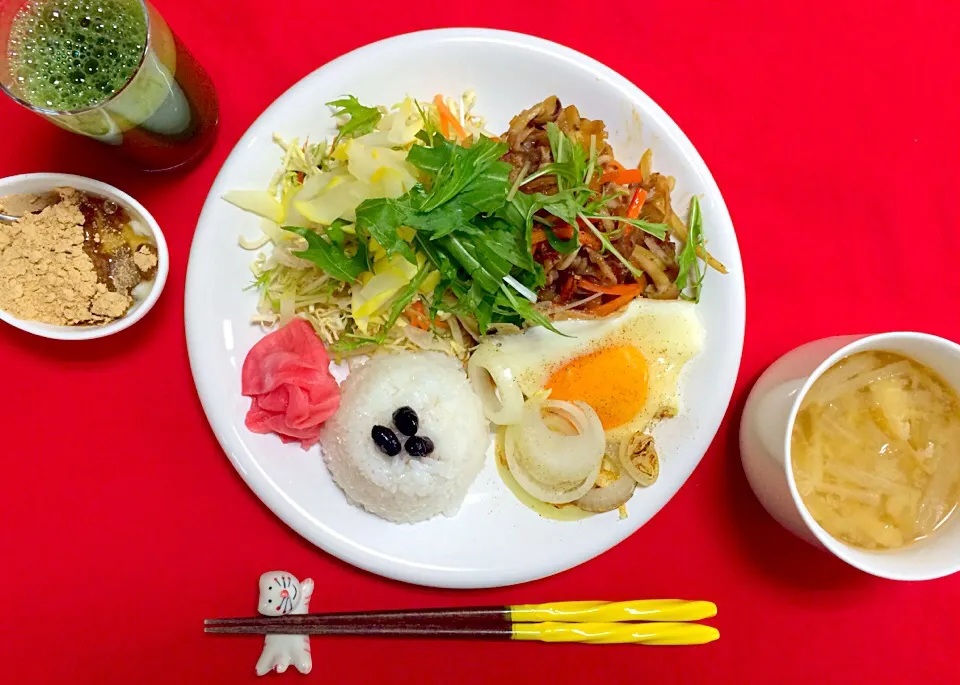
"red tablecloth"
2,1,959,682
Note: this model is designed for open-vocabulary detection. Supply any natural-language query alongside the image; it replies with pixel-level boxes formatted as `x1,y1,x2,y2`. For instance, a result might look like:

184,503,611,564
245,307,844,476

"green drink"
8,0,147,111
1,0,219,171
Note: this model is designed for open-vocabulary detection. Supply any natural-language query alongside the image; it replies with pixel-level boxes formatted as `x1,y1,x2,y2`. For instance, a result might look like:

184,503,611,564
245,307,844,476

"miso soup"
791,350,960,550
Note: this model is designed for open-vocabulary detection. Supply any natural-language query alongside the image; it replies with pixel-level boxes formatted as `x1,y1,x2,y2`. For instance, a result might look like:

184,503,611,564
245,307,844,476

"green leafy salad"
224,93,718,360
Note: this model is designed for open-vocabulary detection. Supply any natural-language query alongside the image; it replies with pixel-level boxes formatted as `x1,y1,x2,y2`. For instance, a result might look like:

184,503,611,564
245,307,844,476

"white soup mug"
740,332,960,581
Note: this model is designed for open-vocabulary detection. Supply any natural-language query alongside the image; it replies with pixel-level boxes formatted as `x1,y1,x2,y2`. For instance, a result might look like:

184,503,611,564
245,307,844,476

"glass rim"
0,0,151,116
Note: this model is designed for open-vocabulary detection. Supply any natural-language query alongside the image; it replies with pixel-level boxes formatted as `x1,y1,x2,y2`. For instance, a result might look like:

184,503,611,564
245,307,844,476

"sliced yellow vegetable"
355,98,421,148
223,190,285,224
370,168,416,199
295,177,373,225
386,253,419,279
419,269,441,294
372,256,390,274
347,141,416,190
259,219,293,244
331,141,350,161
352,271,407,327
295,168,347,201
352,254,420,325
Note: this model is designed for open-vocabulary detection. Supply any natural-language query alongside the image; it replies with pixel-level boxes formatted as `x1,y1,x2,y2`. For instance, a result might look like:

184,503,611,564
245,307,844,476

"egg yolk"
544,345,648,429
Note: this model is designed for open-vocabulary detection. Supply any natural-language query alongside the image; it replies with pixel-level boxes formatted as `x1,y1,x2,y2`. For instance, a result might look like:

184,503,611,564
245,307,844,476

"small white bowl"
0,173,168,340
741,332,960,581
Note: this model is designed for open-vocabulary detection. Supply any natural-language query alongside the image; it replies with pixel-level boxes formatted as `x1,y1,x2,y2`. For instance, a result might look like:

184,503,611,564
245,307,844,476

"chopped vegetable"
579,214,666,240
223,190,286,224
625,188,647,220
592,285,642,316
576,279,641,296
327,96,382,143
434,94,467,140
405,300,430,330
354,130,553,332
530,223,601,251
577,214,644,280
675,196,705,303
531,225,573,244
503,274,537,303
598,168,643,185
286,226,367,282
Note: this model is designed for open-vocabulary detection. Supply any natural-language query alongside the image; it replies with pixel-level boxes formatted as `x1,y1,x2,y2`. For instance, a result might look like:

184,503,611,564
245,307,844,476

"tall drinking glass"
0,0,218,171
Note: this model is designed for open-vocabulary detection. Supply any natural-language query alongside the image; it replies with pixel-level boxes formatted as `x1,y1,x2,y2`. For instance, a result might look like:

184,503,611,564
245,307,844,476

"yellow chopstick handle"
510,600,717,623
511,621,719,645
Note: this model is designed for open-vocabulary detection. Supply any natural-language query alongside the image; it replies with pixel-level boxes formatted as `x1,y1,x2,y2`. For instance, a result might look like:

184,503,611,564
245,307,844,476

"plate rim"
185,27,746,588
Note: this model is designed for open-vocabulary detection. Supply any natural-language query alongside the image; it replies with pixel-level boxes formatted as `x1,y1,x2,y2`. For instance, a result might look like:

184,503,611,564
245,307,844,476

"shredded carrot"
531,224,575,244
599,168,644,185
572,220,602,250
579,231,601,250
405,300,450,330
434,95,467,141
626,188,647,219
577,279,643,296
583,296,603,312
557,274,576,303
531,223,602,250
606,160,625,172
405,301,430,330
592,285,642,316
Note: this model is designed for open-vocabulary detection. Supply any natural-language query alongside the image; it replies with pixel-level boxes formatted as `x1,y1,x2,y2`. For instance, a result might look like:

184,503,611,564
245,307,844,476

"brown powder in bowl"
0,187,158,326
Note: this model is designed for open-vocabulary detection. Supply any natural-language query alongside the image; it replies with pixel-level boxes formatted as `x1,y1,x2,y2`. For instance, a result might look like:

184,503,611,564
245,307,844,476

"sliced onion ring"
505,427,602,504
516,400,604,485
575,471,636,513
504,399,605,504
467,346,524,425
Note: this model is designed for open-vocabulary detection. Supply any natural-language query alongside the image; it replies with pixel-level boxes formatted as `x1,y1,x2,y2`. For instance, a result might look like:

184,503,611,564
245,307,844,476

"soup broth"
791,350,960,550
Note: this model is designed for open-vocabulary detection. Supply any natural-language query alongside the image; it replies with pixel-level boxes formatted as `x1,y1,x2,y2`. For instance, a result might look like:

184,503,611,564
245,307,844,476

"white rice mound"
320,351,490,523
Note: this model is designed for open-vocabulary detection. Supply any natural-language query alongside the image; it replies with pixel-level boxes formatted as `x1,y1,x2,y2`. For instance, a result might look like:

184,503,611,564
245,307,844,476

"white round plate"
185,29,745,588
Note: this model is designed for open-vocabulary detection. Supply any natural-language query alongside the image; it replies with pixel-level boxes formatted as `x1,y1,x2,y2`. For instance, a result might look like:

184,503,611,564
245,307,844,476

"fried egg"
469,298,704,442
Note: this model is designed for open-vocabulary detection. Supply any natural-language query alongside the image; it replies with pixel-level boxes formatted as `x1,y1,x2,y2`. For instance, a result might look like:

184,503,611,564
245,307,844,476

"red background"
2,1,959,683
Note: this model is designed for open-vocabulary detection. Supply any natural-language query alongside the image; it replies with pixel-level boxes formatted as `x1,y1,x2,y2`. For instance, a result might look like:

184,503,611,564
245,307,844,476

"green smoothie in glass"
1,0,218,171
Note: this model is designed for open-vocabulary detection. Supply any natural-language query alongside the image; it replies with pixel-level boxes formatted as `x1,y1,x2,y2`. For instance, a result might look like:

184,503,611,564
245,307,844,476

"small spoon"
0,212,19,224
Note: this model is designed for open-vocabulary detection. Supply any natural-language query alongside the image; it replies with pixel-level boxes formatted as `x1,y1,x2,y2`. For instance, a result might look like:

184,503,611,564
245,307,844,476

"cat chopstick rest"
256,571,313,676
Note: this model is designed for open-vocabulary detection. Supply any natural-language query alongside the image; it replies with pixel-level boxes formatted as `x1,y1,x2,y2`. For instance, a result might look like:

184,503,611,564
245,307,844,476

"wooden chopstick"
205,600,715,630
205,607,508,632
204,620,719,645
206,621,511,638
204,601,719,645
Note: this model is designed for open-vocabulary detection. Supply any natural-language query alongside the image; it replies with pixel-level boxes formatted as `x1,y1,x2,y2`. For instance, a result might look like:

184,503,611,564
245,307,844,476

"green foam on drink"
7,0,147,111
